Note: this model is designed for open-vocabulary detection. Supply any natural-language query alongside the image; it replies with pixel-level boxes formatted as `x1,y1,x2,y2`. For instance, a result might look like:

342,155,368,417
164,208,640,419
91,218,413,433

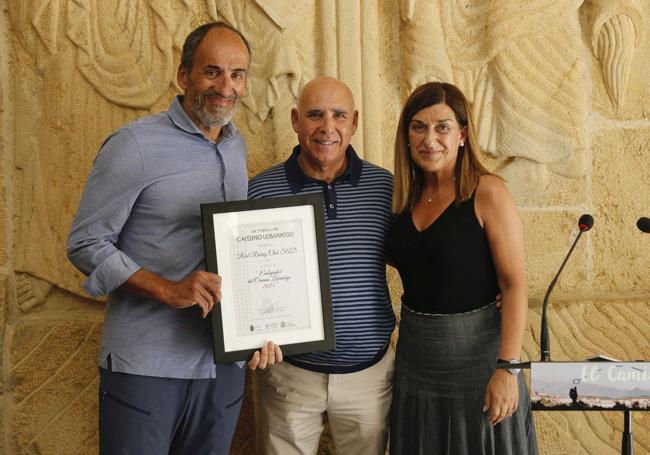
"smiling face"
177,27,249,140
408,103,467,177
291,77,358,180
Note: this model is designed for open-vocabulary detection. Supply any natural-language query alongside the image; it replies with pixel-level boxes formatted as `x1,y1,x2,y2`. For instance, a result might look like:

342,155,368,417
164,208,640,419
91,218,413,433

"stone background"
1,0,649,454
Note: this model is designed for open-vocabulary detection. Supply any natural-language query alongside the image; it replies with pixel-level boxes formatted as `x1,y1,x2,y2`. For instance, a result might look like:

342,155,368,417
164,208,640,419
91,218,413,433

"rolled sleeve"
82,251,141,297
67,129,145,297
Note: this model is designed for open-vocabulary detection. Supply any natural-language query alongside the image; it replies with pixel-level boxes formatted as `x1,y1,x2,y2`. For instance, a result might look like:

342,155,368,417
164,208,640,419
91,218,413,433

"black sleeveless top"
387,195,500,314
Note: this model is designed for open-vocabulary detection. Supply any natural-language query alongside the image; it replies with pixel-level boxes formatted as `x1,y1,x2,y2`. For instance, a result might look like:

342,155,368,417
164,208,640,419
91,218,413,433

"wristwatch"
497,358,521,375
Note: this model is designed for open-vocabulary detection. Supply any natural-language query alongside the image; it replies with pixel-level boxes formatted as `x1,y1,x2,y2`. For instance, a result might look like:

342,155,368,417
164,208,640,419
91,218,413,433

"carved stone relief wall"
1,1,649,454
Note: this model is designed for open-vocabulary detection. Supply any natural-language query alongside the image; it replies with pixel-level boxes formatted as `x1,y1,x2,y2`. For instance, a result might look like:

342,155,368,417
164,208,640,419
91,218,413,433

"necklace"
425,178,454,203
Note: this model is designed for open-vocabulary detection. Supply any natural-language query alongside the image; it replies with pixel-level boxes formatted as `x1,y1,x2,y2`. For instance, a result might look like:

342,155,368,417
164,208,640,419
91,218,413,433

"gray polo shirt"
67,96,247,379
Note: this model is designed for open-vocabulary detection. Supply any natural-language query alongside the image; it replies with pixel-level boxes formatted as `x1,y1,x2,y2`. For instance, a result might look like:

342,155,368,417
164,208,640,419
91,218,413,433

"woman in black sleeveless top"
387,82,538,454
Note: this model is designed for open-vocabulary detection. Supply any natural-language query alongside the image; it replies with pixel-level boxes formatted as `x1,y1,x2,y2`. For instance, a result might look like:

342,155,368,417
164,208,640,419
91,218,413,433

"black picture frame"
201,193,335,363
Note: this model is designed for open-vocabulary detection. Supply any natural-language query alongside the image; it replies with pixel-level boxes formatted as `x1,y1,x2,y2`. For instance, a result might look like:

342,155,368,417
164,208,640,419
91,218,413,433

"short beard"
191,91,238,129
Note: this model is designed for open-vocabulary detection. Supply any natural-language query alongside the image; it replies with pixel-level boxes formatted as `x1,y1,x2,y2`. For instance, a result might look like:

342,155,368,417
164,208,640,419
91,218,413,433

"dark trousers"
99,363,245,455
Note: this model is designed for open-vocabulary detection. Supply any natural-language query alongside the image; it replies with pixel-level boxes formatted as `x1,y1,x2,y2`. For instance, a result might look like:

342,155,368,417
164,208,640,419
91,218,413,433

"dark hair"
392,82,495,213
180,22,251,73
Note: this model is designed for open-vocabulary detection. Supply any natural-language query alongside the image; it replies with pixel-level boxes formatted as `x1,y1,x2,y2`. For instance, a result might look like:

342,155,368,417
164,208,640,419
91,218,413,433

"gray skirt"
390,303,538,455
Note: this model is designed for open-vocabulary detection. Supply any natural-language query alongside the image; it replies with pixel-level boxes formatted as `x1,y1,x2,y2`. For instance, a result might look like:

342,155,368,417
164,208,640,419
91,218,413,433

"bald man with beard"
248,77,396,455
67,23,280,454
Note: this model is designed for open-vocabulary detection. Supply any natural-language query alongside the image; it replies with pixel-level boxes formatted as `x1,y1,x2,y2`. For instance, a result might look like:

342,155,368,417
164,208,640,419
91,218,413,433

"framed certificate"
201,193,335,363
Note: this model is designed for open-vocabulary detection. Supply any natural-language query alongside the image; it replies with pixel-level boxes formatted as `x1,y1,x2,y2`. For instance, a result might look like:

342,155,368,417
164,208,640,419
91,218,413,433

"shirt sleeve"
66,128,145,297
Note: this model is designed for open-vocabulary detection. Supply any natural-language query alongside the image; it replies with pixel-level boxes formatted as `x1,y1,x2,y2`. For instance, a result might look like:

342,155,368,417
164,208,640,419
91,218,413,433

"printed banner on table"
531,362,650,411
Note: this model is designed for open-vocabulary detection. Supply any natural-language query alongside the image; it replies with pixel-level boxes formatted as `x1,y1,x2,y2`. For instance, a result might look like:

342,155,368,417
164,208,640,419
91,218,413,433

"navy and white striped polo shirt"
248,145,396,374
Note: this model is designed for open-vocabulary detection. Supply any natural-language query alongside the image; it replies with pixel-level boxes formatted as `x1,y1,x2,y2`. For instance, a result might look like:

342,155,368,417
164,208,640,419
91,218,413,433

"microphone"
637,217,650,233
540,214,594,361
579,214,594,232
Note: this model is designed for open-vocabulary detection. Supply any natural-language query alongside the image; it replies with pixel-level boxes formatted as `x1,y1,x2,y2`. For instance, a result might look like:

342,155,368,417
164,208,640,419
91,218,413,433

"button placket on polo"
213,141,228,202
324,182,338,219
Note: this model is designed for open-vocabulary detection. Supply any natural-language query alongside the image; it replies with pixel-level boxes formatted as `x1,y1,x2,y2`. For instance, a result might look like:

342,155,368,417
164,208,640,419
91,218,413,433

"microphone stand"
539,213,635,454
623,410,633,455
540,229,586,362
621,217,650,454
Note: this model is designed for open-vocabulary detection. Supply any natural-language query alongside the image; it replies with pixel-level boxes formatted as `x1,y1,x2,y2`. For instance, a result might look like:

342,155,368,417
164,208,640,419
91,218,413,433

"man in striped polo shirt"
249,77,396,454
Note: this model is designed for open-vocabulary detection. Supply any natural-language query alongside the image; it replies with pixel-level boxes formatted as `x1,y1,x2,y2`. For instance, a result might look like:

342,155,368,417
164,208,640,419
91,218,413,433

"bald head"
291,77,359,181
297,77,356,112
180,22,251,73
